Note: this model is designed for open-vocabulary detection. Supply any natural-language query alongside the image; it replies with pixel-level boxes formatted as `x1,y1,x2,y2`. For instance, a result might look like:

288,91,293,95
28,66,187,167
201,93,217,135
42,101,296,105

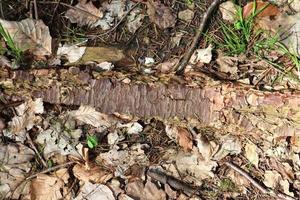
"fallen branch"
147,168,199,197
225,162,296,200
174,0,221,74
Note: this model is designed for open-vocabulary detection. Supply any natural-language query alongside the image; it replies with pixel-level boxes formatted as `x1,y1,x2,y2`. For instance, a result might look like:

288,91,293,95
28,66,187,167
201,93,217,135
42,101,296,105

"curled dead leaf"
243,1,280,19
73,163,113,183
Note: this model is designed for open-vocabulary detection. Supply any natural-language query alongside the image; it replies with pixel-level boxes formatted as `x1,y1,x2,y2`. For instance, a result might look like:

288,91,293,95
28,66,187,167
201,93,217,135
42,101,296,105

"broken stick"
174,0,221,74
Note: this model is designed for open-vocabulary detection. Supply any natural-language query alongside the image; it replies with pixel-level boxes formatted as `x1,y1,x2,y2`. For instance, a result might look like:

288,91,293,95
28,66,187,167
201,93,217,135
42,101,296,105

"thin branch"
33,0,39,20
147,168,200,197
225,162,296,200
174,0,221,74
26,161,75,180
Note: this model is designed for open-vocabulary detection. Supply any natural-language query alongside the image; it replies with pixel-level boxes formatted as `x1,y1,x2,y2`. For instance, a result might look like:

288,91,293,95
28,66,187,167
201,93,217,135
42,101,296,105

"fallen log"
1,68,300,137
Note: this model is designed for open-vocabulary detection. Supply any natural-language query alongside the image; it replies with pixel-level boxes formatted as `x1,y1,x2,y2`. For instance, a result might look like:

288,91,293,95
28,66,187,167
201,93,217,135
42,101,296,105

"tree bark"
1,68,300,137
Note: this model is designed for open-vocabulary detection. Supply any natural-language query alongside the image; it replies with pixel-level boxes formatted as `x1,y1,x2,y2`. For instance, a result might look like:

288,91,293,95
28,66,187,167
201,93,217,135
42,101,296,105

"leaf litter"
1,0,300,199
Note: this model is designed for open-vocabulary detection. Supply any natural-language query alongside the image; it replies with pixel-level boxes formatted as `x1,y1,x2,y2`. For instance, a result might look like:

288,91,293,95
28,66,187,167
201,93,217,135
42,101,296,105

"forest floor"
0,0,300,199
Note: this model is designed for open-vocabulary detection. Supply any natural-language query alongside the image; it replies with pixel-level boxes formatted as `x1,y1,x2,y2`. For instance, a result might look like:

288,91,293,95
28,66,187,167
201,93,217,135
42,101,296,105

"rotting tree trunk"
1,68,300,136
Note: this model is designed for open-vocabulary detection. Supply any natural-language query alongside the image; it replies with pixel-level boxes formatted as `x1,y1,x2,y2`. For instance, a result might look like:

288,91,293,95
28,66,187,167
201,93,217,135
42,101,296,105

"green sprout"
87,135,98,149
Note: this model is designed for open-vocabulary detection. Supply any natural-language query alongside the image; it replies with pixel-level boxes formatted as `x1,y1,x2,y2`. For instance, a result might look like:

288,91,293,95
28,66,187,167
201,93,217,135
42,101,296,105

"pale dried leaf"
126,180,166,200
178,9,194,22
96,144,148,177
15,98,44,115
74,182,115,200
195,134,218,161
6,98,44,142
176,152,217,182
0,143,34,199
146,1,176,29
35,125,81,158
244,142,259,167
117,122,143,135
190,45,212,64
0,18,51,56
69,105,111,128
219,1,237,23
57,44,86,64
263,170,282,188
65,0,103,28
73,163,113,183
216,55,238,77
213,135,242,161
170,33,184,48
31,168,69,200
126,7,145,33
280,179,294,197
96,61,114,71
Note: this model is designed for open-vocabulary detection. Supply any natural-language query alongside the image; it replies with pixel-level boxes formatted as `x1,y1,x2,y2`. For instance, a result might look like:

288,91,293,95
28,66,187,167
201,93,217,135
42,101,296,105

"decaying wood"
1,68,300,136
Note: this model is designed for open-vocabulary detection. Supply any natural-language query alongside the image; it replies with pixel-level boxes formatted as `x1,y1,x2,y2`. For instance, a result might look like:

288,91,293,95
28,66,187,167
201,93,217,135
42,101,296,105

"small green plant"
184,0,193,6
0,23,22,62
87,135,98,149
217,1,271,56
62,26,87,44
219,178,238,192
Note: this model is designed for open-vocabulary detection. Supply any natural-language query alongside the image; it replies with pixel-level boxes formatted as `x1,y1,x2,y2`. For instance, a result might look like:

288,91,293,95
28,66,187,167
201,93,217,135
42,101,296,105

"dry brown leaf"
177,127,193,152
74,182,115,200
69,105,111,128
73,163,113,183
65,0,103,27
30,168,70,200
146,1,176,29
155,58,179,74
126,180,166,200
243,1,280,19
0,18,51,56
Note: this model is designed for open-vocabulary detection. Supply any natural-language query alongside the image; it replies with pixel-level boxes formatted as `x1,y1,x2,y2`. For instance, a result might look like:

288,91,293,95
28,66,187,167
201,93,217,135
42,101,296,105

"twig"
26,161,75,180
147,168,200,197
50,0,61,25
0,1,4,18
225,162,296,200
174,0,221,74
26,132,48,168
33,0,39,20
